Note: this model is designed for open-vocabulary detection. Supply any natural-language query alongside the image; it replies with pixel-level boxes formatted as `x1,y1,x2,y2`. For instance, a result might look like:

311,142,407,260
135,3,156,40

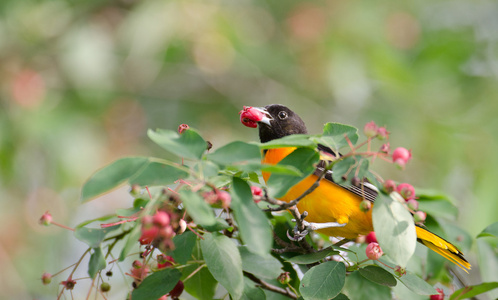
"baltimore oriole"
240,104,470,271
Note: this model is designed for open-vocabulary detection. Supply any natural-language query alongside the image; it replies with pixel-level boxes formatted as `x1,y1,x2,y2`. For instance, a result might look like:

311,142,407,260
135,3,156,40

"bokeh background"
1,0,497,299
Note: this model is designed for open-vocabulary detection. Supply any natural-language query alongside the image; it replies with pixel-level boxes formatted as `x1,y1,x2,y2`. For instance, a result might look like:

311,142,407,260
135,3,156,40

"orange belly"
263,148,373,239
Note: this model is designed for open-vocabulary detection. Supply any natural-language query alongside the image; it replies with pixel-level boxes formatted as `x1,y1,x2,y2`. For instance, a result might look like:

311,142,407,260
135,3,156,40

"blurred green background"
1,0,497,299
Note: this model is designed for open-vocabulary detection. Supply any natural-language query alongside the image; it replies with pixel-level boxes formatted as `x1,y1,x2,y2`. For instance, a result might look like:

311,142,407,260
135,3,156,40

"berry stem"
51,221,75,232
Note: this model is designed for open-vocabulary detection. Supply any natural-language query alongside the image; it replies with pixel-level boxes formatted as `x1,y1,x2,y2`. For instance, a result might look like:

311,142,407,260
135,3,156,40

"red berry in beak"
239,106,264,128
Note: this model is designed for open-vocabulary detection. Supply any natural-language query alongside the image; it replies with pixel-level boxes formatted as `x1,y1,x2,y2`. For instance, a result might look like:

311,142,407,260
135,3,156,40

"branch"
263,166,329,212
244,272,297,299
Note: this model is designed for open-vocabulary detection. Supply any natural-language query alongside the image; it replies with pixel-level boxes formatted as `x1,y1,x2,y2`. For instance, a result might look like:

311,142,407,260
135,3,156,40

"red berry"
61,277,77,290
139,226,159,245
169,280,184,299
365,232,377,244
397,183,415,201
365,242,383,260
178,124,189,134
430,288,445,300
251,186,263,197
157,255,175,269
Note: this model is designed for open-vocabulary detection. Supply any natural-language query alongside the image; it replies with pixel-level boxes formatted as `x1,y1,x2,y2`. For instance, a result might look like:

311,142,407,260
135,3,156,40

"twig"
288,207,315,254
263,167,329,212
244,272,297,299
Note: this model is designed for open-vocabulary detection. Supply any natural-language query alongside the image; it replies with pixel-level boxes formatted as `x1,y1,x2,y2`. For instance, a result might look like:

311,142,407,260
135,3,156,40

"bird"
239,104,470,271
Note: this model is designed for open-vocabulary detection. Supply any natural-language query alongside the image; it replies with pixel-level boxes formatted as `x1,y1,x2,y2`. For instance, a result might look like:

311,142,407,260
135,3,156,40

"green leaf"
372,193,416,267
477,222,498,238
343,271,391,300
231,177,272,256
131,268,181,300
200,232,244,299
319,122,359,151
267,148,320,198
74,225,120,248
88,247,106,279
180,190,217,227
332,294,350,300
332,156,369,185
376,260,437,295
119,225,141,261
170,231,197,264
207,141,261,165
182,242,217,300
193,160,220,178
300,261,346,300
129,161,189,186
476,238,498,295
261,164,303,176
202,218,230,232
242,277,267,300
148,128,207,160
450,282,498,300
257,134,315,149
239,246,283,279
286,247,339,264
81,157,149,202
417,193,458,221
358,265,397,287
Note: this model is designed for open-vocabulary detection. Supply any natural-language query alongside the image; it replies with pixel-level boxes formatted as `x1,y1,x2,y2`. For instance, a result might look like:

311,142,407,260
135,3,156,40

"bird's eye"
278,111,288,120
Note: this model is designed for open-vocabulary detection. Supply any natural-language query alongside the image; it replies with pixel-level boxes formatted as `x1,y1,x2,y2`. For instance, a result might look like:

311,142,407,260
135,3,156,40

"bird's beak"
239,106,273,128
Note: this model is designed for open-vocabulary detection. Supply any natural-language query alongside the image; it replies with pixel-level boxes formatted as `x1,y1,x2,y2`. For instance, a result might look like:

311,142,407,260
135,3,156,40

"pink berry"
365,242,383,260
359,200,372,212
383,180,397,193
152,211,170,227
39,211,52,226
365,232,377,244
397,183,415,201
376,127,389,140
394,265,406,277
407,199,419,210
414,211,426,223
430,288,445,300
41,272,52,285
277,272,291,284
217,191,231,209
363,121,378,138
392,147,412,168
379,143,390,154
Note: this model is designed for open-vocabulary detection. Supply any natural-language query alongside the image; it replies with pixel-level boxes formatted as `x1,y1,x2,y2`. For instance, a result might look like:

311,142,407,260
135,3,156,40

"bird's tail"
415,225,471,272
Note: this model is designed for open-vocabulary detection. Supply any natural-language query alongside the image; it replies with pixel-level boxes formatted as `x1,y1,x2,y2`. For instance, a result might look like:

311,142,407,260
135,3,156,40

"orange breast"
262,148,373,239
